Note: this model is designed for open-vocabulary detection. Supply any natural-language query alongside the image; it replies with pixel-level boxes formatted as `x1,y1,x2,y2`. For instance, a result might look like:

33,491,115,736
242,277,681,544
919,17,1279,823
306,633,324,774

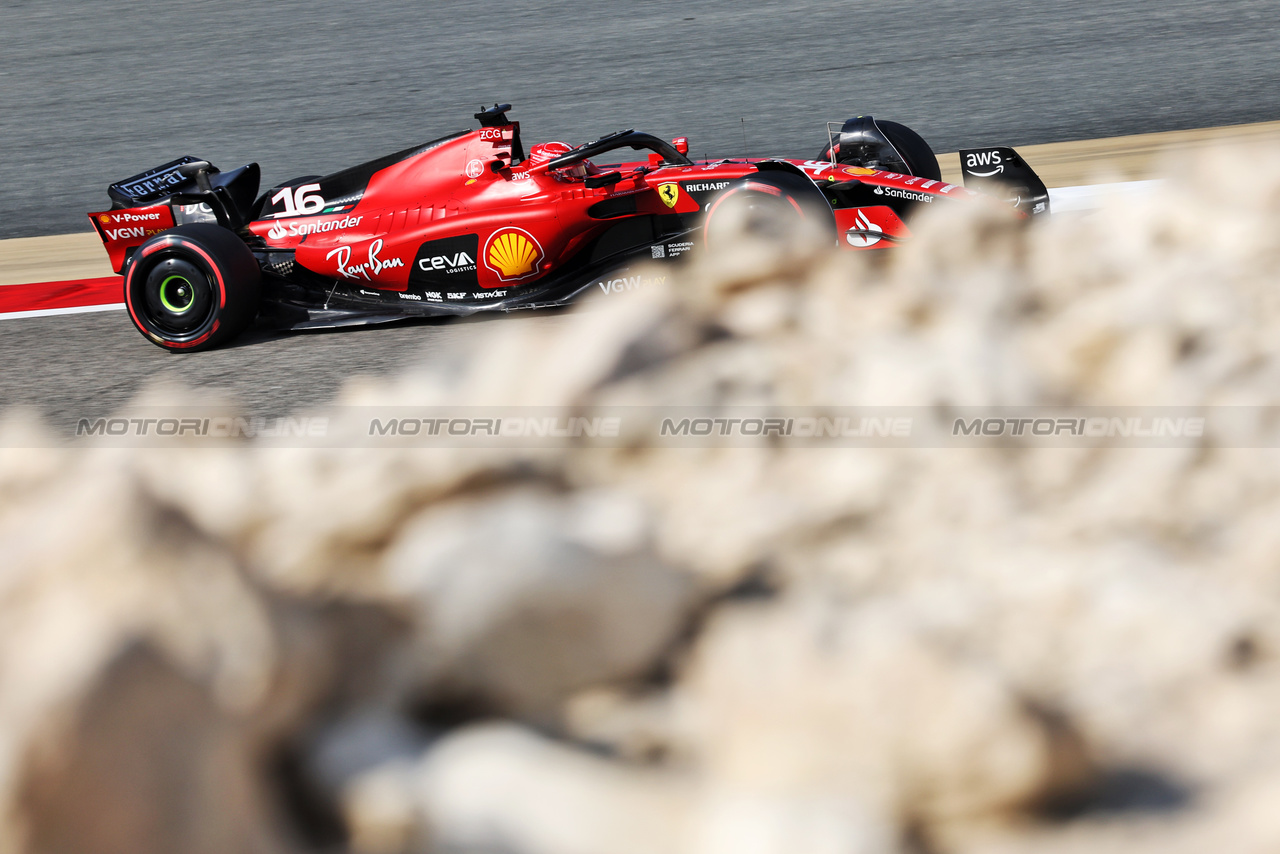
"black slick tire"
816,119,942,181
123,223,261,352
702,170,837,248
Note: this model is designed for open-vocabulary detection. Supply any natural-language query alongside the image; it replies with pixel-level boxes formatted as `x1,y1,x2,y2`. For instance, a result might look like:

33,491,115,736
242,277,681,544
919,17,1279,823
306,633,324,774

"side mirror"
585,171,623,189
671,137,689,155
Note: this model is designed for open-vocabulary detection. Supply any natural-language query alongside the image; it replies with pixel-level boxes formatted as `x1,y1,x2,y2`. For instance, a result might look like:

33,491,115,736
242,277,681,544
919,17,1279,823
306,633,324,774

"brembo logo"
484,228,544,282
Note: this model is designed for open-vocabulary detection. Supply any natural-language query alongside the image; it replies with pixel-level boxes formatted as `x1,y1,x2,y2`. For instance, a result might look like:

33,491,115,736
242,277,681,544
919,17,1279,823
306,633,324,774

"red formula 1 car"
90,104,1048,351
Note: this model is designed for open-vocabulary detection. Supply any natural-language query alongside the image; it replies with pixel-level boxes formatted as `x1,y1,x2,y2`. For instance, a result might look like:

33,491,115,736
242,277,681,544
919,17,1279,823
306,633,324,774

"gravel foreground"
4,144,1280,854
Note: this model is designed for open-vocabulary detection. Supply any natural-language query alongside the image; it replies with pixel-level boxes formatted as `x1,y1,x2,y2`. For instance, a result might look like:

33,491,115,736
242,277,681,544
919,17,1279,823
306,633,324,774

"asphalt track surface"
0,309,578,433
4,0,1278,239
2,0,1279,430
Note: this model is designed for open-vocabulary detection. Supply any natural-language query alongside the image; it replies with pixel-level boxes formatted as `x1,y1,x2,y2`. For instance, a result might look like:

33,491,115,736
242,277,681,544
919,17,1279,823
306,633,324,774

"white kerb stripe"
0,303,125,321
1048,180,1162,212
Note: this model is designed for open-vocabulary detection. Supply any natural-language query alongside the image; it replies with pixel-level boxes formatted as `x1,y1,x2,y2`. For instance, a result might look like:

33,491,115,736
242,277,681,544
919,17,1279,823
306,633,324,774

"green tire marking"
159,275,195,313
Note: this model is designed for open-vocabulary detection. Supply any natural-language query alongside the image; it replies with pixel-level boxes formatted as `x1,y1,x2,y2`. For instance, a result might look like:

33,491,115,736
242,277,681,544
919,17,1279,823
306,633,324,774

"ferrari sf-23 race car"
90,104,1049,351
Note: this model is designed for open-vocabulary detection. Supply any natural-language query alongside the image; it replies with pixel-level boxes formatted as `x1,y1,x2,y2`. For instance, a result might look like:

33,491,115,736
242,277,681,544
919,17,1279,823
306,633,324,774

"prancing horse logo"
658,183,680,208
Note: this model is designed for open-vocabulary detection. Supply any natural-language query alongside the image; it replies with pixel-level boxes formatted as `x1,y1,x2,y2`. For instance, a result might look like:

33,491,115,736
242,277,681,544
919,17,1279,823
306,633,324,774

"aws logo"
484,228,544,282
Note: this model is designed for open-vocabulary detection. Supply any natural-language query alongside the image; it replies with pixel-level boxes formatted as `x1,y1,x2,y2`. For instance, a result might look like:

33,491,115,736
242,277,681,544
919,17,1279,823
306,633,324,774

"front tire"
702,170,837,248
817,119,942,182
124,224,260,352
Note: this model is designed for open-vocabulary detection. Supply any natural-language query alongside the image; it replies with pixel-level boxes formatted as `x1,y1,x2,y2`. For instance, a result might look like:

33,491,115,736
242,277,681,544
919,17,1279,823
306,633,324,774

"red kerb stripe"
0,277,123,314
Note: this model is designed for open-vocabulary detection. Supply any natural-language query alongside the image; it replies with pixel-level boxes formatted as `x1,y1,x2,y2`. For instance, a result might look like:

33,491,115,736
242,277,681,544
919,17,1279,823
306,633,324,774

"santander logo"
267,215,363,242
845,209,884,248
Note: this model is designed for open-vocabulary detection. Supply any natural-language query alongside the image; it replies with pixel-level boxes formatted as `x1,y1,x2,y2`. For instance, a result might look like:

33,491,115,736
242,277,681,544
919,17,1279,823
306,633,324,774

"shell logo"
99,214,111,224
483,228,544,282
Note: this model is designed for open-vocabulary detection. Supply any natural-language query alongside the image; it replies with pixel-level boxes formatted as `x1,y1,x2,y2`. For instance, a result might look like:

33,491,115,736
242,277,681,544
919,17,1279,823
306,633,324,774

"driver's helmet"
527,141,589,178
528,141,572,164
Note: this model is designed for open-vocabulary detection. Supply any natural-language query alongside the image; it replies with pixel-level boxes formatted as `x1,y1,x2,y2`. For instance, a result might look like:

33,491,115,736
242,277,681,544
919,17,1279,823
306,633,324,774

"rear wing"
91,157,260,273
108,156,206,208
107,157,260,226
958,147,1050,216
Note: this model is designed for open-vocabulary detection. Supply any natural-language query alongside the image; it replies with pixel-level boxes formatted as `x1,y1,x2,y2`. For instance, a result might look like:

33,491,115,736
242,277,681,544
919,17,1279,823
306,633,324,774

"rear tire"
817,119,942,181
702,170,837,248
124,224,260,352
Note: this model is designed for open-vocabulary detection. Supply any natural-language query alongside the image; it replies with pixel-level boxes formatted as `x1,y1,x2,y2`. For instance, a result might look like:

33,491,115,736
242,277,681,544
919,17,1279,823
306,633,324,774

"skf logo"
657,183,680,209
484,228,544,282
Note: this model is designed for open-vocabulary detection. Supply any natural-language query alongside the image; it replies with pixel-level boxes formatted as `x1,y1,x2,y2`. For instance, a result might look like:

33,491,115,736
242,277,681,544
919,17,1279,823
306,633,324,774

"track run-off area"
2,120,1279,432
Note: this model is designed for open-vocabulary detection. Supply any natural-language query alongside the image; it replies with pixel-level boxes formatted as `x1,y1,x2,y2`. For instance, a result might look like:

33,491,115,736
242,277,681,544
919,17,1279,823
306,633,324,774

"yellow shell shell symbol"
486,230,541,279
99,214,111,224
